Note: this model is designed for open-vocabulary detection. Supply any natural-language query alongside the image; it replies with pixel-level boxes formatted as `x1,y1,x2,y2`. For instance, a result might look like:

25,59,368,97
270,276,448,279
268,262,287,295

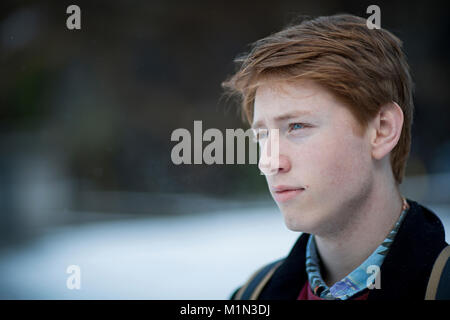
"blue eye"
290,123,305,131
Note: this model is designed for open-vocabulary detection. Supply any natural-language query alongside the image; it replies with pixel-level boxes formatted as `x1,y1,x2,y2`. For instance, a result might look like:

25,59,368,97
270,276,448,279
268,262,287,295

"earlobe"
371,102,404,160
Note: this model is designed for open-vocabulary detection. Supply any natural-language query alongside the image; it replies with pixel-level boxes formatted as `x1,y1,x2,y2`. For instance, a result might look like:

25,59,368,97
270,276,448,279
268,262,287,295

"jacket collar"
259,199,447,300
368,199,447,299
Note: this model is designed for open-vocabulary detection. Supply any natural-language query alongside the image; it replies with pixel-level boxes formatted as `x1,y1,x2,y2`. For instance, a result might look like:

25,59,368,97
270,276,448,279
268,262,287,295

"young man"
222,14,450,300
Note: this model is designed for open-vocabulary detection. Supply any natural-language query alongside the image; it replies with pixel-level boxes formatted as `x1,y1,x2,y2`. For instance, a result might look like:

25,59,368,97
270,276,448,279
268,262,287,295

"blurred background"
0,0,449,299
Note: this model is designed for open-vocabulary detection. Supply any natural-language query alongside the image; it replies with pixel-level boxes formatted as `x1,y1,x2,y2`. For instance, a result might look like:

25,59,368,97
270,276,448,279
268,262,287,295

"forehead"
253,79,333,125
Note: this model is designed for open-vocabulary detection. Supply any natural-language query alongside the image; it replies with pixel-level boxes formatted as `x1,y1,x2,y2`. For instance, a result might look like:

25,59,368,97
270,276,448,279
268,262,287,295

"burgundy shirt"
297,281,369,300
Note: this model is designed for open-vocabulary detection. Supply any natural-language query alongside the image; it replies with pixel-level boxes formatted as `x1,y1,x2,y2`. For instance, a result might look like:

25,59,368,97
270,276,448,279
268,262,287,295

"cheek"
295,128,370,189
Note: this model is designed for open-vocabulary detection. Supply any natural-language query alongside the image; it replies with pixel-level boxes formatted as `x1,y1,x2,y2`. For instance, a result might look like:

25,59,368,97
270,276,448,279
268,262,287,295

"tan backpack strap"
249,260,284,300
234,266,265,300
234,259,284,300
425,245,450,300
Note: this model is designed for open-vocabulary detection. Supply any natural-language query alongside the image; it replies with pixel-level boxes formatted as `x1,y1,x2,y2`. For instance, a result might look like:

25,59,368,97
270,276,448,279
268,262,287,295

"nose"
258,136,291,175
276,154,291,173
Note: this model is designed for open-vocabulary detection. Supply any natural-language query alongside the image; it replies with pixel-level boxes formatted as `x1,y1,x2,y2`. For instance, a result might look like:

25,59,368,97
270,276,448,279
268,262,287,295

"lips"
271,185,305,202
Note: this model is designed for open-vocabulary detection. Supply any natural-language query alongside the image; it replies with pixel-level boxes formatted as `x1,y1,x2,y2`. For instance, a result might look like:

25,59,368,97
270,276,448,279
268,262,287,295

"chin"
280,207,321,234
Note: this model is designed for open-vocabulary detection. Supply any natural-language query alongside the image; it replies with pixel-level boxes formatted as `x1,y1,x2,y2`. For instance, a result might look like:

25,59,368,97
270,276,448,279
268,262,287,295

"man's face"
253,79,375,236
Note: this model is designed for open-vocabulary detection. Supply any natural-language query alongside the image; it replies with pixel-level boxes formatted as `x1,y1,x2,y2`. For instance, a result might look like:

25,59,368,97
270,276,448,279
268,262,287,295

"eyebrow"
251,110,313,130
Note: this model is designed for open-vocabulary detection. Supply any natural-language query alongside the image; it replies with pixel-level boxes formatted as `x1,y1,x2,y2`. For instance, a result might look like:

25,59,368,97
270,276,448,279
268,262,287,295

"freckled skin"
254,80,375,237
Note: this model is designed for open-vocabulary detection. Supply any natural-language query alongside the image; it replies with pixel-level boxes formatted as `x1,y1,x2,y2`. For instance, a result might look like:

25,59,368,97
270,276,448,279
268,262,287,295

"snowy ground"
0,203,449,299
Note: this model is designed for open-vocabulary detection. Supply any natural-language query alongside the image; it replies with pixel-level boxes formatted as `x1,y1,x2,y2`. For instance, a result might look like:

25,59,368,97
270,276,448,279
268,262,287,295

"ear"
370,102,404,160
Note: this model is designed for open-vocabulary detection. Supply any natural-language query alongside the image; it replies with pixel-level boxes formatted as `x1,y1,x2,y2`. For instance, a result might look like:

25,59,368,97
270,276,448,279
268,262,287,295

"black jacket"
231,199,449,300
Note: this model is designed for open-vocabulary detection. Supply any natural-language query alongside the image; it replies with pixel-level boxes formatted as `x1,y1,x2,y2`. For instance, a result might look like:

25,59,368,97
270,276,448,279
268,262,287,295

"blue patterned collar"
305,198,410,300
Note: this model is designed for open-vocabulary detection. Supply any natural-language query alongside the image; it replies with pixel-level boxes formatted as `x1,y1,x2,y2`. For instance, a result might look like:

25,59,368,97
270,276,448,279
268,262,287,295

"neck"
314,172,403,287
